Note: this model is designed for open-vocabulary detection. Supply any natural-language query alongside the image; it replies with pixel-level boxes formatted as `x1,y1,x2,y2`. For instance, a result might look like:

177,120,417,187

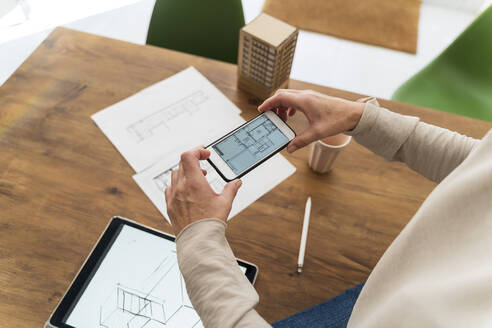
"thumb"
287,129,318,153
221,179,242,203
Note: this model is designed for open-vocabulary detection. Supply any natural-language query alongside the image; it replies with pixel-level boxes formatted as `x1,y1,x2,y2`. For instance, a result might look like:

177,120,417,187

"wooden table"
1,28,490,326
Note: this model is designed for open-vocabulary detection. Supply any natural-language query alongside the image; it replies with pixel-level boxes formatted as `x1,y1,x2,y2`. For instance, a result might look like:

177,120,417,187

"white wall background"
1,0,491,99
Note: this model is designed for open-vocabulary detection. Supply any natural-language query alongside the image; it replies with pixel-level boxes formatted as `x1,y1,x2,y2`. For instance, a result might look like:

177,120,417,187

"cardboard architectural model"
238,13,298,99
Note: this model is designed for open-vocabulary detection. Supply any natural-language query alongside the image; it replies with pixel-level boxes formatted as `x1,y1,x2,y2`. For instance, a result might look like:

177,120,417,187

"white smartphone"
207,110,296,182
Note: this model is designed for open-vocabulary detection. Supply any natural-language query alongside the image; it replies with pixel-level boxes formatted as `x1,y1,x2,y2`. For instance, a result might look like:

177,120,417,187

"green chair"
392,5,492,121
146,0,245,64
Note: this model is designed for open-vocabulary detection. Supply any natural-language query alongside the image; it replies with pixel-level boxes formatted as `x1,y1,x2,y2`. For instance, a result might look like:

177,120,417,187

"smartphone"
207,110,296,182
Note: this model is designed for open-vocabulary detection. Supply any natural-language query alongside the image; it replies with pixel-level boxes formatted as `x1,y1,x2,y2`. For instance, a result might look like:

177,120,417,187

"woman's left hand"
165,147,242,235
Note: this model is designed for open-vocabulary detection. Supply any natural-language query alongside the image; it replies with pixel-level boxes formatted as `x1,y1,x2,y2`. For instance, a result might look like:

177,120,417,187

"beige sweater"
176,99,492,327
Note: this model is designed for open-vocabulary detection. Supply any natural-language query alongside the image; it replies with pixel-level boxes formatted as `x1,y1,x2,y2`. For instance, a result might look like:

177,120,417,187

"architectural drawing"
126,91,208,143
99,253,203,328
153,161,225,194
213,115,287,174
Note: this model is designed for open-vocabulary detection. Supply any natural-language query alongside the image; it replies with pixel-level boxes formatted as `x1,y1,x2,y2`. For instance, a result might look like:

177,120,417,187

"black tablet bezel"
48,216,258,328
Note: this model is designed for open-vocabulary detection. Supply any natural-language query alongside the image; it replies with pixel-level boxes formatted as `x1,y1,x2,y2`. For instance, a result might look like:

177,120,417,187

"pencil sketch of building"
153,161,225,193
126,91,208,143
99,253,203,328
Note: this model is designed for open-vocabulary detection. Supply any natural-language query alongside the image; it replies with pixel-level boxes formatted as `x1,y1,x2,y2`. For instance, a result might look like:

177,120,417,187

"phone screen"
212,114,289,175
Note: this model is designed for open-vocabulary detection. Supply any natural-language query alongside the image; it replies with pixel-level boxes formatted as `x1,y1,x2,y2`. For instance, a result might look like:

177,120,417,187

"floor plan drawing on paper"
92,66,243,172
153,161,226,194
99,253,203,328
126,91,208,143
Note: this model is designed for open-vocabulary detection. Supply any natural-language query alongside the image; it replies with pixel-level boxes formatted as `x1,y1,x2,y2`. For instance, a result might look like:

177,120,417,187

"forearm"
176,219,271,328
346,98,479,182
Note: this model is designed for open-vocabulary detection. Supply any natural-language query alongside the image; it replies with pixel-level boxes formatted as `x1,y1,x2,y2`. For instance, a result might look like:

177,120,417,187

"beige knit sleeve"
176,219,271,328
346,98,479,182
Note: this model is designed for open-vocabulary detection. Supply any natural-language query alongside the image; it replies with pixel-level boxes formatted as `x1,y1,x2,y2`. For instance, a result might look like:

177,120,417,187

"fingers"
171,168,178,187
201,169,207,176
278,107,296,121
276,106,289,121
287,128,319,153
164,187,171,207
180,148,211,178
167,169,178,208
221,179,243,203
258,90,302,113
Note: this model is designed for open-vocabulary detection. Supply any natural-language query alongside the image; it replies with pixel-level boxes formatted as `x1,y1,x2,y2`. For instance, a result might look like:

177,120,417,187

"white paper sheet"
92,67,242,172
133,152,296,223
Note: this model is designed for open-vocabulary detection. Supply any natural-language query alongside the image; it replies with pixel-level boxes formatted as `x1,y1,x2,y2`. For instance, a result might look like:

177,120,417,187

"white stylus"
297,196,311,273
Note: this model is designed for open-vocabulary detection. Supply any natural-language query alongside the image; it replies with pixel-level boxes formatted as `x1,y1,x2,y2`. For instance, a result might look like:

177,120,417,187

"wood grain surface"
0,28,491,326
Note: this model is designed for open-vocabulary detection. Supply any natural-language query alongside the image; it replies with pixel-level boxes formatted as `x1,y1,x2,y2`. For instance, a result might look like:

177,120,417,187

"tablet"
46,216,258,328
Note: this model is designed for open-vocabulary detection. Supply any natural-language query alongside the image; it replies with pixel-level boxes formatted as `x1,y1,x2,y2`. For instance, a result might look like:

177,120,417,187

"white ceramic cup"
308,134,352,173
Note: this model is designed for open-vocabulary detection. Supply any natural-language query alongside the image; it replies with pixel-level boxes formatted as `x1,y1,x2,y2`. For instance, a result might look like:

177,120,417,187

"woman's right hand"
258,89,365,153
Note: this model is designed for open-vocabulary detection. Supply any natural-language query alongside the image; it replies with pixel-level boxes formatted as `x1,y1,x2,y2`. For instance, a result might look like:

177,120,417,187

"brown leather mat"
262,0,421,53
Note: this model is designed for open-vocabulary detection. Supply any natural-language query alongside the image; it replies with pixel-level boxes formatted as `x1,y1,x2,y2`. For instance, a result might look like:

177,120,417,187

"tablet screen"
64,223,247,328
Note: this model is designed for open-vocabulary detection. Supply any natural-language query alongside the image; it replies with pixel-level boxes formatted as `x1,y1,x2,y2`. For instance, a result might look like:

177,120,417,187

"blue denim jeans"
272,283,364,328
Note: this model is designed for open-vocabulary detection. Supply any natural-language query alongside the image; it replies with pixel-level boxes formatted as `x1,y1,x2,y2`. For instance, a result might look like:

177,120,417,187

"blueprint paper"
133,146,296,224
66,224,247,328
92,67,242,172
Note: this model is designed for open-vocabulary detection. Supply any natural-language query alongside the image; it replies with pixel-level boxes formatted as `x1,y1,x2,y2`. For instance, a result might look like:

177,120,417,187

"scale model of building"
238,13,298,99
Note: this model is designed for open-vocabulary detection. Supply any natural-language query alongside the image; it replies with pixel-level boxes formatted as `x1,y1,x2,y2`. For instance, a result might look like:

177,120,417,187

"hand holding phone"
165,148,242,235
258,89,364,153
207,111,296,182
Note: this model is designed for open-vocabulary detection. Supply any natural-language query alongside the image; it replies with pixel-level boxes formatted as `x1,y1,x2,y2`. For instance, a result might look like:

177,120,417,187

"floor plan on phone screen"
213,115,288,174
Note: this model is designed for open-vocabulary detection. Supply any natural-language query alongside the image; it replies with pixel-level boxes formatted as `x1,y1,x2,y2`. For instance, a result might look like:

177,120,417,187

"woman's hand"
258,89,365,153
165,147,242,235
